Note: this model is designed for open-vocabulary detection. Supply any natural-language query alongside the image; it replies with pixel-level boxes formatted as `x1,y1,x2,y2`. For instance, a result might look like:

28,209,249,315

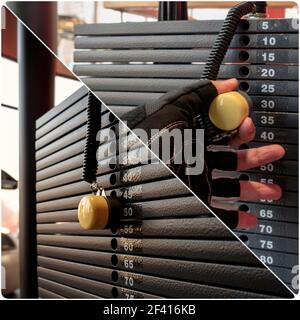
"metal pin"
97,186,107,198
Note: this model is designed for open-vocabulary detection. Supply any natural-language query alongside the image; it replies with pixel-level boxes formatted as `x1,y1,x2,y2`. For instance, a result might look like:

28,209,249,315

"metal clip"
97,186,107,198
90,182,107,198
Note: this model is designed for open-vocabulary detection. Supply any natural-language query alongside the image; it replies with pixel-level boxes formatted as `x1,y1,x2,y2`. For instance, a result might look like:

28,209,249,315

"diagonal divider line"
5,4,295,297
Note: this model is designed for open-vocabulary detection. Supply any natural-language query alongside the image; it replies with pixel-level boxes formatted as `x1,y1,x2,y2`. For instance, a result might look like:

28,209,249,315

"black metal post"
8,2,57,52
158,2,168,21
254,1,268,17
158,1,188,21
15,3,56,298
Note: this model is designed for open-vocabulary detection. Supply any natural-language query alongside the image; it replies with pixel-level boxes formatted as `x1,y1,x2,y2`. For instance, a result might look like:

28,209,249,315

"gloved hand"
122,78,285,230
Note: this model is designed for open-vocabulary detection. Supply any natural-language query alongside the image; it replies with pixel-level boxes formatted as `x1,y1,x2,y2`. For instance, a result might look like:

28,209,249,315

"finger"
211,207,239,229
212,178,240,198
207,150,237,171
240,181,282,200
230,117,256,146
212,178,282,201
237,144,285,171
211,78,239,94
237,211,257,229
211,207,257,230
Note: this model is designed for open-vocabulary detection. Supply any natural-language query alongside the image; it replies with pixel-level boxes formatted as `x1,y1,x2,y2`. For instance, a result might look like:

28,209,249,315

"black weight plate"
240,220,298,239
235,232,298,254
248,160,298,176
236,203,298,223
251,96,298,113
252,249,298,269
81,79,299,96
74,33,298,50
239,80,298,96
246,191,298,207
74,49,298,64
74,19,298,36
37,235,259,265
255,127,298,144
73,64,298,80
253,49,298,64
234,33,298,49
214,170,298,192
252,112,298,128
240,142,298,161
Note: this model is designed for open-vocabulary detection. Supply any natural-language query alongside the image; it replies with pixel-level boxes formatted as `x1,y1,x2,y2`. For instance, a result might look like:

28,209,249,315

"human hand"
211,79,285,229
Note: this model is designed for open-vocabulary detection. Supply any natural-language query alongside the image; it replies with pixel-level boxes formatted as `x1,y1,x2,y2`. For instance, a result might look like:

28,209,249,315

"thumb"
211,78,238,94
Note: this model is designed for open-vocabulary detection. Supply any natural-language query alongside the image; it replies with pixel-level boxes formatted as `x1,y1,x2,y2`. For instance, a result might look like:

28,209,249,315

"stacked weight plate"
73,18,299,292
35,86,293,298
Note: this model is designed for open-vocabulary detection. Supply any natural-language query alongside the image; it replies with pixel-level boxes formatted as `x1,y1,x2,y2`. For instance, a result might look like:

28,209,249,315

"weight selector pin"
208,91,252,131
78,186,121,230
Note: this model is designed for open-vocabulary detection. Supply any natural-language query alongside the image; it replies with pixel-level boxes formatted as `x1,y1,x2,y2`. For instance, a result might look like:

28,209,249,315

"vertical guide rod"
17,3,56,297
158,1,188,21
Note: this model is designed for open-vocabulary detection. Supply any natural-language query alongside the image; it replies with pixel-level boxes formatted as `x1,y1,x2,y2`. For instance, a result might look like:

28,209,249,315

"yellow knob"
78,195,110,230
208,91,250,131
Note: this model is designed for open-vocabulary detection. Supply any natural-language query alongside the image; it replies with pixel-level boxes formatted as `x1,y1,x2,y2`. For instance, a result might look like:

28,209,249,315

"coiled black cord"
201,1,255,81
198,2,255,143
82,92,102,184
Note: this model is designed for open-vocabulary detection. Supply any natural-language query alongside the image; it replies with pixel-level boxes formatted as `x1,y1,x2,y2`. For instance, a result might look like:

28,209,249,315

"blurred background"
1,4,81,297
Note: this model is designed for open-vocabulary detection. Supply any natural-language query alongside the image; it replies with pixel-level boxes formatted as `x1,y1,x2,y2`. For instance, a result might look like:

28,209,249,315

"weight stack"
73,18,299,292
36,85,293,299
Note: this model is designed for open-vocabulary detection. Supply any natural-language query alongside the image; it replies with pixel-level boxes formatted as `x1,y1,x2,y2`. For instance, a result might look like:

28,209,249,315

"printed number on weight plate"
123,241,134,252
260,163,274,172
123,207,133,217
123,190,133,199
260,131,274,141
124,276,134,287
259,209,274,219
123,185,142,199
122,168,142,183
122,224,134,234
260,255,274,265
124,259,134,269
261,99,275,109
261,68,275,78
260,240,274,250
261,21,270,30
259,224,273,234
261,84,275,93
260,178,274,184
260,198,274,204
261,52,275,62
262,36,277,46
260,115,274,125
